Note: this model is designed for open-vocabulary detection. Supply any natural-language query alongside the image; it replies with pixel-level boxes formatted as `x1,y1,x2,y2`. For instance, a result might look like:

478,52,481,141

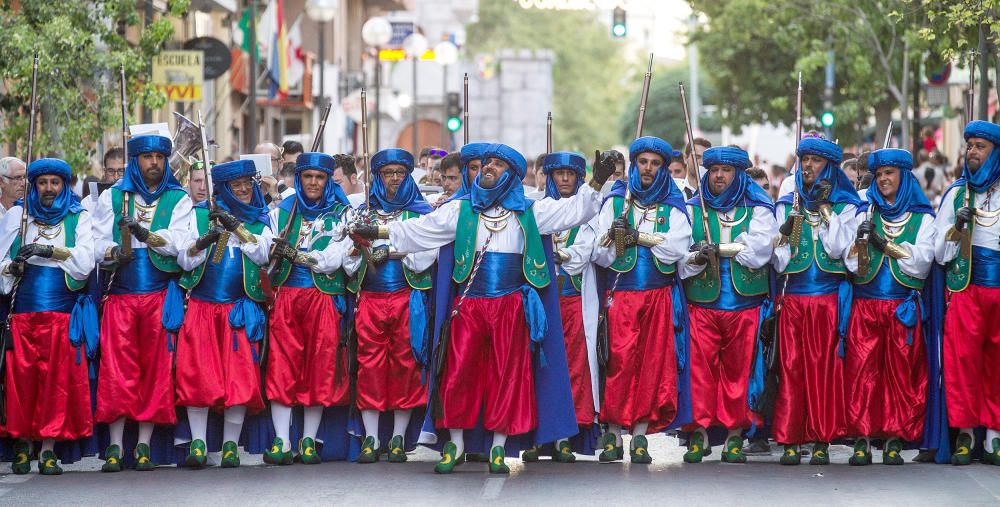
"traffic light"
821,111,835,127
612,8,626,38
446,92,462,132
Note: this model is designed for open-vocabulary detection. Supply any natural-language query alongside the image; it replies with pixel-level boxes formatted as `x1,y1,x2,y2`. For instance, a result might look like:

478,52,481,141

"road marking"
966,468,1000,501
480,477,506,500
0,474,34,484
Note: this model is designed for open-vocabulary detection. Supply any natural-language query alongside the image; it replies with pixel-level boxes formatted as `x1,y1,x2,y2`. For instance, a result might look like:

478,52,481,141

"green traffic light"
447,117,462,132
821,111,835,127
612,24,626,37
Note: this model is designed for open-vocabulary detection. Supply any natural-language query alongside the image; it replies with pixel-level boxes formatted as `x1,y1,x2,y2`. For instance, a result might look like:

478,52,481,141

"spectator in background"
334,153,365,207
523,153,545,199
418,147,446,171
920,125,937,154
609,150,625,183
255,142,283,203
842,156,860,188
915,150,949,207
82,148,126,211
430,152,462,207
683,138,711,199
668,153,687,179
0,156,26,215
278,161,297,200
187,161,209,204
747,167,772,201
282,140,304,164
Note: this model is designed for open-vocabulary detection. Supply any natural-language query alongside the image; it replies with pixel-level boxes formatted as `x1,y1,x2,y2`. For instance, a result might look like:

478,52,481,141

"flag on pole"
267,0,290,99
287,14,305,89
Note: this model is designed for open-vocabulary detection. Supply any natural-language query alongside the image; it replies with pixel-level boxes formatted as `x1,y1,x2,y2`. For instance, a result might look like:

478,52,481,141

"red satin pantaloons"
943,284,1000,429
266,287,349,407
175,298,264,413
355,289,427,411
846,298,927,441
600,286,677,432
438,293,536,436
3,312,92,441
560,295,595,426
685,305,758,431
772,294,846,444
96,291,176,425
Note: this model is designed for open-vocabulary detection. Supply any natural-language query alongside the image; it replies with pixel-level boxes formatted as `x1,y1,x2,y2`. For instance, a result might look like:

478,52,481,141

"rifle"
463,73,469,146
119,65,132,258
856,122,893,277
196,109,231,264
679,81,718,279
546,112,552,153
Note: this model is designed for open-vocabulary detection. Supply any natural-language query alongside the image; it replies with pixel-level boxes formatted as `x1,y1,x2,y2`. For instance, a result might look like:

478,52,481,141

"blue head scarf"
23,158,83,225
606,136,687,211
284,152,351,221
450,142,489,201
467,143,529,213
961,120,1000,193
863,149,933,220
113,135,184,203
777,135,861,209
368,148,432,214
208,159,270,226
690,146,774,212
542,152,586,200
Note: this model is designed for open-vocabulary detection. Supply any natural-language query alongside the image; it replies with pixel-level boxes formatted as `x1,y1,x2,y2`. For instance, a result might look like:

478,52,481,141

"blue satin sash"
14,265,75,314
786,262,842,296
362,259,408,293
972,246,1000,288
192,248,247,303
695,258,764,311
558,266,581,297
109,248,172,295
285,264,317,289
463,252,525,297
608,247,674,292
854,261,912,300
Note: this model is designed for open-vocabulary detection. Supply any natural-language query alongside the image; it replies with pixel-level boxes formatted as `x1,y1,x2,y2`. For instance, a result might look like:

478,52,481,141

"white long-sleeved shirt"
843,211,936,280
556,215,601,416
592,197,693,269
267,205,352,275
0,206,95,294
343,209,437,277
934,179,1000,264
678,205,778,279
771,202,859,273
177,216,275,272
91,188,194,264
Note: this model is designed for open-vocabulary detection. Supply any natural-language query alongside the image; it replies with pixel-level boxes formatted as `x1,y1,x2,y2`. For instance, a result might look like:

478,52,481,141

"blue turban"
284,152,350,221
863,148,932,220
205,159,270,226
961,120,1000,193
542,152,586,200
367,148,432,214
451,142,490,201
692,146,773,212
796,136,843,165
467,143,529,213
605,136,686,211
778,136,860,209
23,158,82,225
113,134,184,203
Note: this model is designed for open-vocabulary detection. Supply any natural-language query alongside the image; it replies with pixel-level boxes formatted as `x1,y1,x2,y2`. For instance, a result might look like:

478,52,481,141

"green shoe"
299,437,321,465
489,445,510,474
357,436,379,464
984,438,1000,466
849,440,872,466
185,439,207,468
683,432,706,463
779,444,801,465
883,438,904,465
388,435,407,463
465,452,487,462
809,443,830,465
721,435,747,464
552,441,576,463
101,444,122,473
220,441,240,468
630,435,652,464
134,443,156,471
38,451,62,476
521,446,540,462
952,432,973,466
263,438,293,465
11,440,31,475
597,432,624,462
434,441,463,474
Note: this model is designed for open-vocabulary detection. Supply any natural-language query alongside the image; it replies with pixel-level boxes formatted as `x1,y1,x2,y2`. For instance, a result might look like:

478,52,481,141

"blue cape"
367,148,432,214
861,149,933,220
208,159,270,226
689,146,773,212
469,143,528,213
449,142,490,201
113,135,184,203
292,152,350,220
542,152,585,200
23,158,83,225
615,136,687,209
962,120,1000,193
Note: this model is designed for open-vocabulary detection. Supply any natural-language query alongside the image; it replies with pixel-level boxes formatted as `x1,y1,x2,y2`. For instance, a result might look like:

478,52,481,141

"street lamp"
362,16,392,150
434,40,459,147
305,0,339,151
403,33,428,153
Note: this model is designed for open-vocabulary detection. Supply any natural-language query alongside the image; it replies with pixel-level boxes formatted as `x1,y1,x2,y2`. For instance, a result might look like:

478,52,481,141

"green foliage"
466,0,628,151
905,0,1000,61
0,0,188,171
617,64,721,148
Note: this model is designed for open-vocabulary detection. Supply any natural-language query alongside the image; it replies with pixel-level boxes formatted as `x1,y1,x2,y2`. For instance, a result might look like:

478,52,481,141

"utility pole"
824,35,835,140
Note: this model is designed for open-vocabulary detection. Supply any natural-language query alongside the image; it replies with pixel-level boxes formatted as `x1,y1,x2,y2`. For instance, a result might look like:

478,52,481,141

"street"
3,434,999,506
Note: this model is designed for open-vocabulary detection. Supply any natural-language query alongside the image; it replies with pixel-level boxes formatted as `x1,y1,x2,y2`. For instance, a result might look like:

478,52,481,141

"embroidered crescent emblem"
532,259,545,269
455,254,466,266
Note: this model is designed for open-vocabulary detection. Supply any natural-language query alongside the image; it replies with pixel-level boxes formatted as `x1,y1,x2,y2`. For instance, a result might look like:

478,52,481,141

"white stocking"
392,409,412,438
607,423,624,446
40,439,55,454
223,405,247,443
137,422,154,446
109,417,125,449
491,432,507,450
449,429,465,456
987,429,1000,453
270,402,293,451
361,409,380,449
303,406,323,441
187,407,209,443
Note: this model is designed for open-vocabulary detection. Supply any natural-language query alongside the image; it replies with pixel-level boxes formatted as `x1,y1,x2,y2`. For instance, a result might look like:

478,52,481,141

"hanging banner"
152,50,204,101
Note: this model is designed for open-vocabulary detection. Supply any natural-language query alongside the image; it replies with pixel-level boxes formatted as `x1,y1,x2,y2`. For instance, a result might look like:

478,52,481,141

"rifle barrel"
635,53,653,139
463,74,469,146
19,53,40,247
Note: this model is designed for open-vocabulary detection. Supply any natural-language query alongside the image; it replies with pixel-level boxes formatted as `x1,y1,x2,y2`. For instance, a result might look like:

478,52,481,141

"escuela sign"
152,51,204,101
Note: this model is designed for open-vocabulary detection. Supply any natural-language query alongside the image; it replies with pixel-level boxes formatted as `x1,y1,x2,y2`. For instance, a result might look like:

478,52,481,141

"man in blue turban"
343,148,437,464
352,142,614,474
934,120,1000,466
678,146,777,464
174,159,274,469
771,134,861,465
841,148,935,466
92,134,193,472
592,136,694,465
447,142,488,201
0,158,96,475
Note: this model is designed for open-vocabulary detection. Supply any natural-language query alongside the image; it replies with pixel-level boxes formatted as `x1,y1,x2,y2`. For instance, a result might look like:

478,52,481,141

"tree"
466,0,628,152
616,64,721,149
0,0,190,171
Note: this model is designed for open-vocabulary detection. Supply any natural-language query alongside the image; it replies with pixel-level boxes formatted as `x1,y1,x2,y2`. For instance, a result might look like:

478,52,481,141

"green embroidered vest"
271,205,347,295
782,202,848,275
853,210,926,290
683,206,768,303
608,196,676,275
178,207,268,302
451,199,550,289
111,188,185,273
347,210,433,293
945,187,973,292
10,211,86,292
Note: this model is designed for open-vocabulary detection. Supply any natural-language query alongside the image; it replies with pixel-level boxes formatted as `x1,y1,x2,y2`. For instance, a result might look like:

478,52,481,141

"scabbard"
431,317,453,420
596,307,610,406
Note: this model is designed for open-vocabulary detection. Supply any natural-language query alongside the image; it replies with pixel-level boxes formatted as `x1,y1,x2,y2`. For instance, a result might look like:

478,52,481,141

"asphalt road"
2,434,999,506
